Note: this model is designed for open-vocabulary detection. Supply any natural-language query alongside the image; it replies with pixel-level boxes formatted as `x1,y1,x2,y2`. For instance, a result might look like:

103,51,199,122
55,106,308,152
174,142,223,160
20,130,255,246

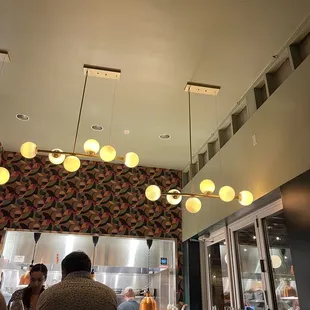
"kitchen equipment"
19,232,41,285
140,239,157,310
31,233,41,265
91,235,99,279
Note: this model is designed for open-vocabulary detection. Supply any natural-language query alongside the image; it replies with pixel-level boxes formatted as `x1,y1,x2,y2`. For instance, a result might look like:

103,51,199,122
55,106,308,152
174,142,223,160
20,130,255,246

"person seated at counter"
9,263,48,310
37,251,117,310
118,287,139,310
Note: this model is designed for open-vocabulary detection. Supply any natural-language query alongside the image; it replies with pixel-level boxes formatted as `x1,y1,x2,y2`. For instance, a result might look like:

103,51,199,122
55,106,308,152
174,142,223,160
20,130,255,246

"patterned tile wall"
0,152,184,304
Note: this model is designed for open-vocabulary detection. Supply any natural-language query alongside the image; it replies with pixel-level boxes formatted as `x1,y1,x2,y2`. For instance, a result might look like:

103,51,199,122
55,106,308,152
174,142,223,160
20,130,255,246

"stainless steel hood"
2,231,176,269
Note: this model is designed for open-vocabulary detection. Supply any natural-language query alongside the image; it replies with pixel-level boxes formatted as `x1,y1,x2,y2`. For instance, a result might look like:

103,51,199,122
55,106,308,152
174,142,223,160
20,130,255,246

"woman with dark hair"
9,264,48,310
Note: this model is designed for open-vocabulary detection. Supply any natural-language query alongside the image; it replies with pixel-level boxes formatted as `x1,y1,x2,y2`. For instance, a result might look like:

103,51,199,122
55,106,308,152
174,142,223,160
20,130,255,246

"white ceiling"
0,0,309,170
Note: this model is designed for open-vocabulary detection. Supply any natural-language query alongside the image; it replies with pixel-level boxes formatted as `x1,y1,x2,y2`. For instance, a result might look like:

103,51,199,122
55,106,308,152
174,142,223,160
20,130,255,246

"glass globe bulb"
124,152,139,168
100,146,116,162
20,142,37,159
238,190,254,206
200,179,215,194
84,139,100,155
48,149,65,165
271,255,282,269
145,185,161,201
185,197,201,213
0,167,10,185
219,186,235,202
166,189,182,205
63,156,80,172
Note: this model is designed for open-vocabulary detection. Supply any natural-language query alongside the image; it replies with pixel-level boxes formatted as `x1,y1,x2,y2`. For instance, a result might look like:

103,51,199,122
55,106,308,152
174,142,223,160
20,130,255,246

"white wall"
182,56,310,241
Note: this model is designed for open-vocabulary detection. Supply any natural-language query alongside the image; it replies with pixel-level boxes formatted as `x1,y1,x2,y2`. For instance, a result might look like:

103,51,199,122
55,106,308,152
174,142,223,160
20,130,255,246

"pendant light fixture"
0,54,11,186
140,239,157,310
145,82,253,212
20,65,139,171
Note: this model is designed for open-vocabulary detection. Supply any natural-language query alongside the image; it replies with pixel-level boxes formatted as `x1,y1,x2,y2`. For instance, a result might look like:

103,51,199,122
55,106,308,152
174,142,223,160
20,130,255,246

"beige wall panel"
182,56,310,241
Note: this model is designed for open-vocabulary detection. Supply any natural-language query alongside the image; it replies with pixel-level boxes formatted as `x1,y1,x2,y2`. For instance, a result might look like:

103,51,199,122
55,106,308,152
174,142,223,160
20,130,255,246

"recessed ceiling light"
159,134,171,140
124,130,130,135
91,124,104,131
16,114,30,121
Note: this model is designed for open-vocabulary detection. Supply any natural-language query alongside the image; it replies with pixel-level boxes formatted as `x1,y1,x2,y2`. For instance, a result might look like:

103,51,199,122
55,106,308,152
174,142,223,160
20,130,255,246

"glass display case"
234,224,266,310
201,199,301,310
200,228,234,310
264,213,299,310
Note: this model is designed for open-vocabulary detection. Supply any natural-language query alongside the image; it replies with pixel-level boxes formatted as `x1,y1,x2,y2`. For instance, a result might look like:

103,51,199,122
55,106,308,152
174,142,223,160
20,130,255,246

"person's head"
61,251,91,279
29,263,48,291
123,287,136,300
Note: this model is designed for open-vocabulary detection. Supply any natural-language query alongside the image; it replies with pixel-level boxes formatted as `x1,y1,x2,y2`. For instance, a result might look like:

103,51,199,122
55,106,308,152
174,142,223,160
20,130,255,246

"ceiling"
0,0,309,170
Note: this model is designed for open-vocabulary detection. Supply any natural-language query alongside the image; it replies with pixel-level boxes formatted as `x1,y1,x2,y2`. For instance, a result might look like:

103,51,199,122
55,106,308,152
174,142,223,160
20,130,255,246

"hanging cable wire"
0,57,5,77
73,70,89,153
188,91,195,194
147,247,150,292
108,80,118,145
188,91,193,168
214,95,223,180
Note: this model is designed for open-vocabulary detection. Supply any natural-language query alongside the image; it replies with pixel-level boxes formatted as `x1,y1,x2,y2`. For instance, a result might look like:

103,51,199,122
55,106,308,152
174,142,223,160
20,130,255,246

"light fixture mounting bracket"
84,64,121,80
184,82,220,96
0,50,11,63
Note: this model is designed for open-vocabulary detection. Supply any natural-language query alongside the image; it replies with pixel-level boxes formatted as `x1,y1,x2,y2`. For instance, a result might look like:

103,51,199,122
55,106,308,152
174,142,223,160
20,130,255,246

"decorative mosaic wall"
0,152,184,304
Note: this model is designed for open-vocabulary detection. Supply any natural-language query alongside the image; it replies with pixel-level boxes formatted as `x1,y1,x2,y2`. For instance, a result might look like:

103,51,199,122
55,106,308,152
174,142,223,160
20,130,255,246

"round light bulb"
0,167,10,185
84,139,100,155
20,142,37,159
145,185,161,201
63,156,80,172
124,152,139,168
200,179,215,194
166,189,182,205
238,190,254,206
48,149,65,165
219,186,236,202
100,146,116,162
185,197,201,213
271,255,282,269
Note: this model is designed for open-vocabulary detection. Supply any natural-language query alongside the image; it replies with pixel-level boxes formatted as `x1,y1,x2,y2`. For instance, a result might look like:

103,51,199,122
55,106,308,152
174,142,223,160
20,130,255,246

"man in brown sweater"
37,251,117,310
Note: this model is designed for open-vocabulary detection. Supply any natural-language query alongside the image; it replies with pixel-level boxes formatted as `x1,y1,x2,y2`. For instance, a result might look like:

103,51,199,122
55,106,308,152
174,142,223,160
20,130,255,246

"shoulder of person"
41,282,63,294
37,283,61,310
11,288,26,299
117,303,125,310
